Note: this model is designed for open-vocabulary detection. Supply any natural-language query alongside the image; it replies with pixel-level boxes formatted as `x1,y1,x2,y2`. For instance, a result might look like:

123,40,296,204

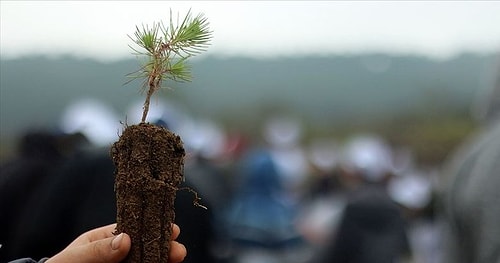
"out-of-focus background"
1,1,500,263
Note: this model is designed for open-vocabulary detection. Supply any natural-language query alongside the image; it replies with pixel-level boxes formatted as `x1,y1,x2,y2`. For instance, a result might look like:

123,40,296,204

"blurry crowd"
1,86,499,263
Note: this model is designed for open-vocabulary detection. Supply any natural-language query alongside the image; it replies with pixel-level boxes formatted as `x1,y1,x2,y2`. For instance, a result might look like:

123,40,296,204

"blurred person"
181,119,238,263
225,148,306,263
8,223,186,263
440,60,500,263
296,138,346,249
0,98,119,261
262,115,309,201
389,170,441,263
314,134,413,263
0,129,89,258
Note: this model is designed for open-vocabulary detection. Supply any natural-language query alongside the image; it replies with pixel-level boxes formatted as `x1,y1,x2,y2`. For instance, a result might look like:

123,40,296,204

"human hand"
46,223,186,263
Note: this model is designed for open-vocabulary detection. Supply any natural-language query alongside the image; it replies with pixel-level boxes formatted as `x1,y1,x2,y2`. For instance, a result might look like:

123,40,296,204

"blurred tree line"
1,53,497,165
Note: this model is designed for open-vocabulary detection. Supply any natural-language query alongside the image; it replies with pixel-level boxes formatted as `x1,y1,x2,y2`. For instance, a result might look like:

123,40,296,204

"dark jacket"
318,184,411,263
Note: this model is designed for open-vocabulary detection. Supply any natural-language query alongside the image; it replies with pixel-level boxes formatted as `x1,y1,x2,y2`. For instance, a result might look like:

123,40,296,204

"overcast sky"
1,1,500,61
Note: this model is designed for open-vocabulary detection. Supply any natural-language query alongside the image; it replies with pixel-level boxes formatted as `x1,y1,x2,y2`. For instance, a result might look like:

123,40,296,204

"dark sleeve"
320,203,360,263
8,258,49,263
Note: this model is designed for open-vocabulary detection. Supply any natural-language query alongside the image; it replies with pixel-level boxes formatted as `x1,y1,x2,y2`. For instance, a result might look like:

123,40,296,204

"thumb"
48,233,131,263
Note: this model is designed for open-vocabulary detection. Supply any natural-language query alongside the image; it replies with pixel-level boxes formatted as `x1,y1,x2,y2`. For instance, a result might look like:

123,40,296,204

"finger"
171,224,180,240
86,223,118,241
168,241,187,263
69,223,118,246
46,233,131,263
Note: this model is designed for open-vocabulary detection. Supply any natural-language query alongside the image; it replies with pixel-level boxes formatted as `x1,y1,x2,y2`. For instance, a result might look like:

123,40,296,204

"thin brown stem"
141,87,154,123
141,53,162,123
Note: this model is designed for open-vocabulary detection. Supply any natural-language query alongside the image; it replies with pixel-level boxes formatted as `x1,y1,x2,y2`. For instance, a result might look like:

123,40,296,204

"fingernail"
111,233,124,250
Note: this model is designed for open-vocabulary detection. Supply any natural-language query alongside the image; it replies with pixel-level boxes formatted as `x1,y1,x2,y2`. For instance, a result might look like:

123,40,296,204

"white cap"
60,98,120,147
263,115,303,147
388,171,432,209
181,118,226,159
342,134,393,182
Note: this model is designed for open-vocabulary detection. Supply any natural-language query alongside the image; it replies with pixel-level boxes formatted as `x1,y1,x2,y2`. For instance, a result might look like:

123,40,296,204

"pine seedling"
127,9,212,123
112,9,212,263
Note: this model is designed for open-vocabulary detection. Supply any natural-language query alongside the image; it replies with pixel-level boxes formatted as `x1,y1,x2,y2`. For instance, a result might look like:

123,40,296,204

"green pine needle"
126,9,213,123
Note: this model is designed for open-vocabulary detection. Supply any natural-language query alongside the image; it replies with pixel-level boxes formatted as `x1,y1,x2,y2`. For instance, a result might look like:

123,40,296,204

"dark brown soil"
111,123,185,263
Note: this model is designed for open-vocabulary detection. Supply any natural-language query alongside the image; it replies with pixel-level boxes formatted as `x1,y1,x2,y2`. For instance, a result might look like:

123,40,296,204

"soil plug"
111,10,212,263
